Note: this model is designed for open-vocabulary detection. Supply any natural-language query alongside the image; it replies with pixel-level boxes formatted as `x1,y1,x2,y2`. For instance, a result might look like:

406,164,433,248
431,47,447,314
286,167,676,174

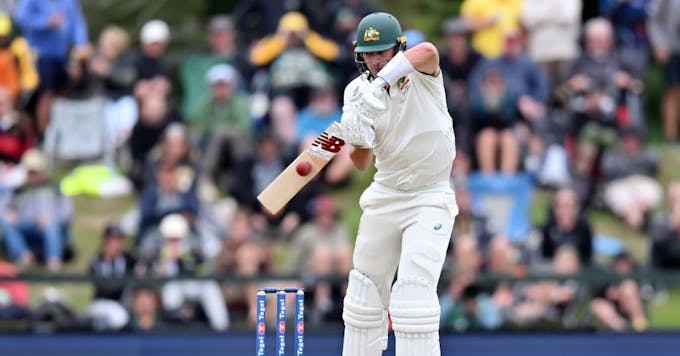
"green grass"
649,287,680,328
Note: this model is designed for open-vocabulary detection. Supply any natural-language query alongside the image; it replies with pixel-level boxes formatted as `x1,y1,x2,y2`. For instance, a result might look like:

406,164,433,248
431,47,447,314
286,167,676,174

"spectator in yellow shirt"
460,0,523,58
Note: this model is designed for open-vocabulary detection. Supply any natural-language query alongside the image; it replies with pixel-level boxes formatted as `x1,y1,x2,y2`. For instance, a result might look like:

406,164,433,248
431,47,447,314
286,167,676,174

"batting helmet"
353,12,406,74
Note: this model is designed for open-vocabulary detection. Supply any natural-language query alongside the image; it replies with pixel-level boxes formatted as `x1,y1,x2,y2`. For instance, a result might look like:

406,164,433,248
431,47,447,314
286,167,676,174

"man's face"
362,47,396,75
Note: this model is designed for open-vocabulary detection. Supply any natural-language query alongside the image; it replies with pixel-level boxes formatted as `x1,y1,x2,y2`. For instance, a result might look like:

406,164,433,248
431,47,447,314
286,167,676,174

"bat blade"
257,122,344,215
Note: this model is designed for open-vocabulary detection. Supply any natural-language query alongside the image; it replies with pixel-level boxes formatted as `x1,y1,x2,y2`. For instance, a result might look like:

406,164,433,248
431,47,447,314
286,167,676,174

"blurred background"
1,0,680,354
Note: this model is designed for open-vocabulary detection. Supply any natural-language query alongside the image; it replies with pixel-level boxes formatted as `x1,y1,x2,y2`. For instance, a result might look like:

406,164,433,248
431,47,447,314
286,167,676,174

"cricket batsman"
340,12,458,356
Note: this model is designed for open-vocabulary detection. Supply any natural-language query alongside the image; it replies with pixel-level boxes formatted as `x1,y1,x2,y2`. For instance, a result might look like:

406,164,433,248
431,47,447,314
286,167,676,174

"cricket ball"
296,161,312,176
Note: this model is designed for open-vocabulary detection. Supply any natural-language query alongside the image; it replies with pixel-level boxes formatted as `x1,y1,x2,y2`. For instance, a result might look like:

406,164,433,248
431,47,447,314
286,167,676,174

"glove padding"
350,77,388,119
340,103,375,148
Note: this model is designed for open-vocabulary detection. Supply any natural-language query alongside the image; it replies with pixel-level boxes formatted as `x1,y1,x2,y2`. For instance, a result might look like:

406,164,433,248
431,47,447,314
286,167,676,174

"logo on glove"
363,27,381,41
434,223,442,231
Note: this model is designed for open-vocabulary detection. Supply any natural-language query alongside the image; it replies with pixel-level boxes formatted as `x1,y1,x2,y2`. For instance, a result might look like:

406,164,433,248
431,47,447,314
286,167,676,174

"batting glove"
340,104,375,148
350,77,388,119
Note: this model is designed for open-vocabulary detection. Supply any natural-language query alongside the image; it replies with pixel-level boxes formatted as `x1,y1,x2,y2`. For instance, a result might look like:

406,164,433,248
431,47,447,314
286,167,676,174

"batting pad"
389,277,441,356
342,270,388,356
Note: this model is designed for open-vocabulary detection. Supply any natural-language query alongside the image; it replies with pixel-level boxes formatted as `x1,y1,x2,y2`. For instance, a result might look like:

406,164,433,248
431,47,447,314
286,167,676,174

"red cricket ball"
296,161,312,176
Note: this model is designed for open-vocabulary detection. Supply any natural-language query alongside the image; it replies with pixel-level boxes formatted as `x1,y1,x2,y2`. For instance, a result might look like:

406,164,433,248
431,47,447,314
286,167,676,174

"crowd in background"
1,0,680,334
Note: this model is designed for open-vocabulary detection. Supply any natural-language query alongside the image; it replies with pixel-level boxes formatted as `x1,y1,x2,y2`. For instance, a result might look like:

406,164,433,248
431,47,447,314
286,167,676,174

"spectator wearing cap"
601,126,661,229
87,223,135,331
180,14,252,120
522,0,581,92
133,19,171,101
460,0,523,59
0,149,73,272
13,0,90,135
145,214,229,331
192,63,252,190
440,17,482,175
250,12,338,107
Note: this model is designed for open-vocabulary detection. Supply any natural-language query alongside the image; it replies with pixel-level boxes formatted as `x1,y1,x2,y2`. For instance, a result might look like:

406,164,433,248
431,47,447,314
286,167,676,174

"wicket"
256,288,304,355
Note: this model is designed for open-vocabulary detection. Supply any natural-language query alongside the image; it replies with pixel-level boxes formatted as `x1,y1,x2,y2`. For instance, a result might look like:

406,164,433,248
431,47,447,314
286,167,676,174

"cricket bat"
257,122,345,215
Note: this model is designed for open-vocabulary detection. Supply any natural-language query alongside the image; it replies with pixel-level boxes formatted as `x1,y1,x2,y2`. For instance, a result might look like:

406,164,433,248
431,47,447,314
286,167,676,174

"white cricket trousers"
353,181,458,307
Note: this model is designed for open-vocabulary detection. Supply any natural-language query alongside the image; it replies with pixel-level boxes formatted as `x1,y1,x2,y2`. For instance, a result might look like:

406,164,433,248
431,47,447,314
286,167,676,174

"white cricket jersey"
344,69,456,191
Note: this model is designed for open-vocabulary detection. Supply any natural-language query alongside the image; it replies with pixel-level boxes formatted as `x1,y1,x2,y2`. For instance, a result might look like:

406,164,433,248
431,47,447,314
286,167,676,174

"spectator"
541,187,594,265
88,25,138,149
145,214,229,331
295,85,342,144
651,195,680,269
142,123,200,192
522,0,582,92
460,0,523,59
451,180,493,256
213,209,270,324
137,161,199,251
230,131,286,213
470,30,550,123
440,274,504,332
180,15,252,120
133,20,171,100
469,30,549,174
561,18,641,179
285,195,352,323
13,0,90,135
440,17,482,172
0,86,34,165
266,95,299,152
648,0,680,142
0,14,20,99
322,0,376,43
88,223,134,331
0,13,38,106
471,67,521,174
127,94,177,190
0,149,73,272
511,245,583,328
591,251,649,331
0,261,30,323
600,0,652,76
601,126,661,229
127,284,164,332
191,63,252,189
249,11,338,108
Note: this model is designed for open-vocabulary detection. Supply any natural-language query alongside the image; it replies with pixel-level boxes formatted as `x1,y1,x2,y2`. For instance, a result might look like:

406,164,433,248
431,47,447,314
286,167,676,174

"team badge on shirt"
397,76,411,94
364,27,381,41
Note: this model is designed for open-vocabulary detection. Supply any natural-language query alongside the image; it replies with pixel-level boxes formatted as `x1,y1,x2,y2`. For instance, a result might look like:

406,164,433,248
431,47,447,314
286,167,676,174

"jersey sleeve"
412,69,447,110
